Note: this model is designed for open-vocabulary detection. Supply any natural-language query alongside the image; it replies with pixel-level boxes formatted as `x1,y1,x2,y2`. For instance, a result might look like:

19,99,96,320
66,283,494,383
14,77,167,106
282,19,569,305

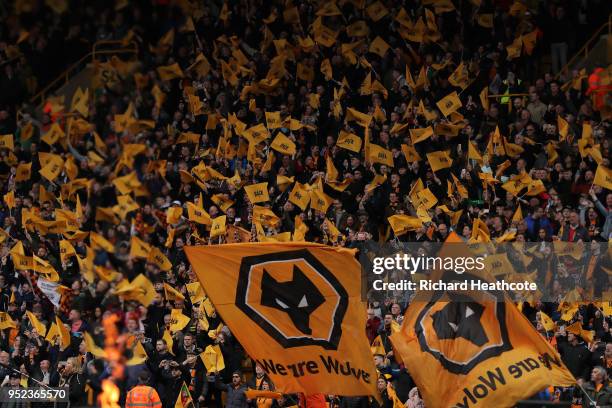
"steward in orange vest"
126,371,162,408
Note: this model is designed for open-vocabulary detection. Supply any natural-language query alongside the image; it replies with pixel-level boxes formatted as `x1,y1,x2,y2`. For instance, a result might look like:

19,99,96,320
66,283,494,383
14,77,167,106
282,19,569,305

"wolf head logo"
261,265,325,335
431,300,488,346
236,249,348,349
415,285,512,374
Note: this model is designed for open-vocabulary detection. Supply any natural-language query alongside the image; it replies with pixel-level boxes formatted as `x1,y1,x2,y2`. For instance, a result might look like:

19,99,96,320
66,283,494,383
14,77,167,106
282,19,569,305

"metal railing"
556,13,611,79
29,39,138,107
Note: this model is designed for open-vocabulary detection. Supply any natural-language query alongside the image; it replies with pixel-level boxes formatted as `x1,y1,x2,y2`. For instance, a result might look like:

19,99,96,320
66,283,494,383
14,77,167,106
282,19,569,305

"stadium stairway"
25,40,138,119
557,14,611,78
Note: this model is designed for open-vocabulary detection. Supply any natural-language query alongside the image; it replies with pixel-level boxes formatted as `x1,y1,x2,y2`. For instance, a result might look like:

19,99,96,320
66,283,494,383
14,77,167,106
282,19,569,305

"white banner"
37,278,61,307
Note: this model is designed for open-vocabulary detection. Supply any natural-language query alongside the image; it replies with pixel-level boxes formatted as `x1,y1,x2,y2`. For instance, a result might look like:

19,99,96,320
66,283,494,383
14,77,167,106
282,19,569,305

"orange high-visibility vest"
125,385,162,408
587,68,611,110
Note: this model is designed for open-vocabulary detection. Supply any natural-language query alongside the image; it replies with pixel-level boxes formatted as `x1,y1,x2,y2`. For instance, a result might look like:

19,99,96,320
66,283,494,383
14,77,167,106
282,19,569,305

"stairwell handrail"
29,39,138,107
556,14,611,79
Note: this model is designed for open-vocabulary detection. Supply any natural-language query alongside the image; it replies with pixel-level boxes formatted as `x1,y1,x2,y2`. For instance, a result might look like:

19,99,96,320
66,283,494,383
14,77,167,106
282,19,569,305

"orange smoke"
98,314,128,407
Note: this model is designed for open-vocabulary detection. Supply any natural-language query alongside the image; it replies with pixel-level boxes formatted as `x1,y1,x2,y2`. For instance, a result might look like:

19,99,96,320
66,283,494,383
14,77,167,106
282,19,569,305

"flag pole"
576,381,596,407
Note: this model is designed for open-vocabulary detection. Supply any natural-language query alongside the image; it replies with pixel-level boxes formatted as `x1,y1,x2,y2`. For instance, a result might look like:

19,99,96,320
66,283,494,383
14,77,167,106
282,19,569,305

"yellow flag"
261,152,276,173
202,297,216,317
20,122,34,141
15,162,32,182
325,156,338,182
95,207,120,225
187,202,211,225
480,87,490,112
566,321,594,343
522,30,538,55
296,63,315,82
265,111,282,129
41,123,65,146
84,332,107,358
410,127,433,144
39,155,64,181
211,194,234,213
369,36,390,57
26,311,47,336
293,215,309,242
157,63,184,81
170,309,191,332
366,1,388,21
512,206,523,223
593,165,612,190
114,195,139,220
538,311,555,332
502,173,531,196
130,236,151,258
270,133,296,155
113,172,141,195
0,134,14,150
320,58,333,81
56,316,71,350
253,206,281,227
115,274,156,306
43,321,61,347
483,253,513,276
448,62,469,90
3,191,14,209
70,87,89,117
184,243,378,397
313,24,338,48
148,246,172,271
186,282,206,305
316,2,342,16
164,283,186,301
336,131,362,153
388,215,423,236
177,132,200,145
506,36,522,59
90,232,115,253
200,345,225,374
436,91,462,117
426,150,453,172
391,281,575,408
410,187,438,210
59,240,76,263
505,142,525,159
345,107,372,128
401,144,421,163
210,215,227,238
127,341,148,366
468,142,484,163
346,20,369,37
288,182,311,211
477,14,494,28
557,115,569,140
166,206,183,224
310,189,333,213
0,312,16,330
244,183,270,204
367,143,393,166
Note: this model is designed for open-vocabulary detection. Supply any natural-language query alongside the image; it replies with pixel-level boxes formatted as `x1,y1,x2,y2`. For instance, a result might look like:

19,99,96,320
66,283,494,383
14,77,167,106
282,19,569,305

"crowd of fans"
0,0,611,406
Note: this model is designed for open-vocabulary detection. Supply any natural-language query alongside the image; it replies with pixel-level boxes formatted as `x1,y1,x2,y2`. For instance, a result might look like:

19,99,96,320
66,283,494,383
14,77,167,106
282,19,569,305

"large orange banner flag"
185,243,378,398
